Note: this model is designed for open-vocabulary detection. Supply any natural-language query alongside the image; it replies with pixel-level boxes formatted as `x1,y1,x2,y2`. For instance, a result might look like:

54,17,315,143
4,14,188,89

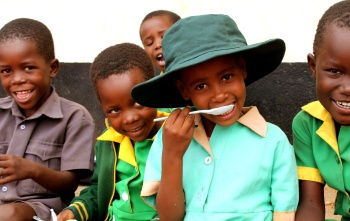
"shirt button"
2,186,7,192
335,155,340,164
20,125,26,130
198,191,203,200
121,192,129,201
204,156,212,165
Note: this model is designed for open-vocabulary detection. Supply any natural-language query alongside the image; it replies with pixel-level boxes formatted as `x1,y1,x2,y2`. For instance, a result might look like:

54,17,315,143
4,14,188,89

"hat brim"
132,38,285,108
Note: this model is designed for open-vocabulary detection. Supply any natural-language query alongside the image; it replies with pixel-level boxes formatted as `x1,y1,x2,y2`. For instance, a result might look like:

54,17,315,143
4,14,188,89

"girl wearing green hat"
132,14,298,221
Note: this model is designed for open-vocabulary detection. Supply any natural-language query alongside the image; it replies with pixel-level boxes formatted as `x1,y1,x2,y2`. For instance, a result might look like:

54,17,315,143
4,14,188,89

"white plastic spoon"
154,104,234,122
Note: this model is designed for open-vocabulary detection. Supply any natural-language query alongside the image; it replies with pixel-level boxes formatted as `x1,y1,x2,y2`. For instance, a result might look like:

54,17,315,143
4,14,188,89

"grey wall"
0,62,316,142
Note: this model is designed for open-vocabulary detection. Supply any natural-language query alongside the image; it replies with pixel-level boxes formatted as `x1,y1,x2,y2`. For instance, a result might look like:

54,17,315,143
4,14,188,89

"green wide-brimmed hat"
132,14,285,108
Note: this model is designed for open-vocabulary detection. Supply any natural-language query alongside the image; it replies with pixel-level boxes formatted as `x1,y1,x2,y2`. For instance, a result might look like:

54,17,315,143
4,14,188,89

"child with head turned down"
57,43,169,221
139,10,181,114
132,14,298,221
139,9,181,74
293,1,350,220
0,18,95,221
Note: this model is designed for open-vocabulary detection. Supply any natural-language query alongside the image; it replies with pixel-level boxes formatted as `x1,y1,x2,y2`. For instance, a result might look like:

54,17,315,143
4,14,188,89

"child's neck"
201,115,216,137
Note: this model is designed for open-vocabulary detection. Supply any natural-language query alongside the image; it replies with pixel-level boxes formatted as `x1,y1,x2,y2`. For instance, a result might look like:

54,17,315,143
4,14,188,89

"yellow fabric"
302,101,339,155
97,111,169,167
297,166,324,184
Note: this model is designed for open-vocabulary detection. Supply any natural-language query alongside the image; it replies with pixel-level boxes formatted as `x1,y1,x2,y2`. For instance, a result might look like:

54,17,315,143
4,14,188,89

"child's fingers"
165,107,192,126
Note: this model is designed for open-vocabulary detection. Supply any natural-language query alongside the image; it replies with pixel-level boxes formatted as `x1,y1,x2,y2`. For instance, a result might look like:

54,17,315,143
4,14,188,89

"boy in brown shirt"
0,18,95,221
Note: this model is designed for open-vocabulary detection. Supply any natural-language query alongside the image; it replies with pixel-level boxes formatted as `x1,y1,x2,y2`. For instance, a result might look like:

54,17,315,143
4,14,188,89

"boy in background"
57,43,168,221
139,10,181,74
132,14,298,221
0,18,95,221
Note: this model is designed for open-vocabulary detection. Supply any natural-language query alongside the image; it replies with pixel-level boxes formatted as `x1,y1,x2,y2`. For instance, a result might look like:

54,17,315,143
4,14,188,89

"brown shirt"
0,87,95,211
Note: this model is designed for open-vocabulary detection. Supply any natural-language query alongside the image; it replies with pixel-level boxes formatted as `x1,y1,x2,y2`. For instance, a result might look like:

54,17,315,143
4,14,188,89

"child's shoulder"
57,96,93,120
0,96,12,107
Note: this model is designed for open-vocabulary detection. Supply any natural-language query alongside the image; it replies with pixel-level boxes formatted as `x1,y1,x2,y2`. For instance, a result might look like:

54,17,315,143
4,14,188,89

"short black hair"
90,43,154,101
313,0,350,56
139,10,181,36
0,18,55,62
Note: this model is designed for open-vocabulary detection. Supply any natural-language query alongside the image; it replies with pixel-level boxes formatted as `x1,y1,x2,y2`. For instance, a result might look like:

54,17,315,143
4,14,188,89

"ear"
307,53,316,80
49,58,59,78
238,56,247,80
175,79,191,100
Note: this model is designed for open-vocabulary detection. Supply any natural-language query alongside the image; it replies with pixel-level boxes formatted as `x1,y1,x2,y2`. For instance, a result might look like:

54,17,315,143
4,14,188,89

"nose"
211,85,228,103
123,110,140,124
154,38,162,50
11,71,25,85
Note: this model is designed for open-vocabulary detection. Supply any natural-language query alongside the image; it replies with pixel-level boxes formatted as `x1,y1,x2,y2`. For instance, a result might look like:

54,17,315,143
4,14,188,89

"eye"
144,40,153,47
0,69,11,74
24,66,35,71
222,74,233,81
109,108,120,114
328,69,341,75
196,83,207,90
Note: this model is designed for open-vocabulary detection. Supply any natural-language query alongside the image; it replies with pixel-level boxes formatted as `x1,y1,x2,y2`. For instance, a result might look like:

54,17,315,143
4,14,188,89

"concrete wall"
0,62,316,142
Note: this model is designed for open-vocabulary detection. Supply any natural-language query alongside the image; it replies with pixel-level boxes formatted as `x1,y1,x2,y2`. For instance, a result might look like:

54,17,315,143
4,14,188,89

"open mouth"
156,54,165,67
336,100,350,109
127,125,143,133
14,90,33,100
156,54,163,62
219,103,235,116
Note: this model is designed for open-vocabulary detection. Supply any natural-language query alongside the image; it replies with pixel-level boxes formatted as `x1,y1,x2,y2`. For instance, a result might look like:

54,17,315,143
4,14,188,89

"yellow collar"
96,111,169,166
302,101,338,154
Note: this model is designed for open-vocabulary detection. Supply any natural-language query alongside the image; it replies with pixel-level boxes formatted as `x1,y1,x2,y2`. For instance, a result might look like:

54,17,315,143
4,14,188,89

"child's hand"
162,106,195,159
57,210,75,221
0,154,33,184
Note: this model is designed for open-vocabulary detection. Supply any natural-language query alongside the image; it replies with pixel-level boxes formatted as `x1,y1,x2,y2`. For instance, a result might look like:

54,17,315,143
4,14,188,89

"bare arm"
156,107,195,221
295,180,325,221
0,154,78,194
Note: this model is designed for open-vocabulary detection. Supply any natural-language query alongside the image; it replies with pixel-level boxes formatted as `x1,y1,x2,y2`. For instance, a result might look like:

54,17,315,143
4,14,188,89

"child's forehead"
178,55,241,77
0,38,42,58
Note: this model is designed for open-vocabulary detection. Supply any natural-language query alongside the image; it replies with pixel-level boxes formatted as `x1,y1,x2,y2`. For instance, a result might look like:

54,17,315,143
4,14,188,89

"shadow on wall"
0,62,316,142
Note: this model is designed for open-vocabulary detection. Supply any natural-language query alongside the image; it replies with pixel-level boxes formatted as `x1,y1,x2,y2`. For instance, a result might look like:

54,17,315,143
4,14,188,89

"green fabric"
65,138,116,221
131,14,285,108
64,135,156,221
108,139,156,220
293,104,350,219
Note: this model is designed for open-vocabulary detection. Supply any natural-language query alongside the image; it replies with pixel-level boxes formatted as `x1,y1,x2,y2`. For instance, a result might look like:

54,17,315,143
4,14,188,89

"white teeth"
16,90,31,94
336,101,350,109
157,54,163,60
129,126,142,132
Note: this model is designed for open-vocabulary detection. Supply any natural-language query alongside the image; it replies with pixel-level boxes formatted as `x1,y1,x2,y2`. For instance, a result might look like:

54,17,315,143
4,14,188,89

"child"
139,10,181,74
132,14,298,221
139,10,181,114
57,43,169,221
0,18,95,221
292,1,350,220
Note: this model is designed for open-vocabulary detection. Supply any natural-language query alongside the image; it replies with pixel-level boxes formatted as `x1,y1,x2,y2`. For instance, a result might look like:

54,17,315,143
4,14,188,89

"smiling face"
140,15,174,72
308,24,350,125
97,67,159,142
0,39,58,118
176,55,247,133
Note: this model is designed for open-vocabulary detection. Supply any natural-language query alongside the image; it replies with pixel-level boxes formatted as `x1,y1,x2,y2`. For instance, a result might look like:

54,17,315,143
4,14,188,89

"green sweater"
64,115,167,221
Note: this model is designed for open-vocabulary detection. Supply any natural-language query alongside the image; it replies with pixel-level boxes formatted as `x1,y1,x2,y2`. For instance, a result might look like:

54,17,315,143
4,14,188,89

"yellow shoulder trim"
297,166,324,184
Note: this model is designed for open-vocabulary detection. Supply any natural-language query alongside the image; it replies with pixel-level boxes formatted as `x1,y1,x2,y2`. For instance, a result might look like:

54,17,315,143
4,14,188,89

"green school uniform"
293,101,350,220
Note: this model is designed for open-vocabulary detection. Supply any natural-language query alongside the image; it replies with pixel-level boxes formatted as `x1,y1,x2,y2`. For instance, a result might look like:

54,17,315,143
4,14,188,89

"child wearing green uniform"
132,14,298,221
57,43,168,221
293,1,350,220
